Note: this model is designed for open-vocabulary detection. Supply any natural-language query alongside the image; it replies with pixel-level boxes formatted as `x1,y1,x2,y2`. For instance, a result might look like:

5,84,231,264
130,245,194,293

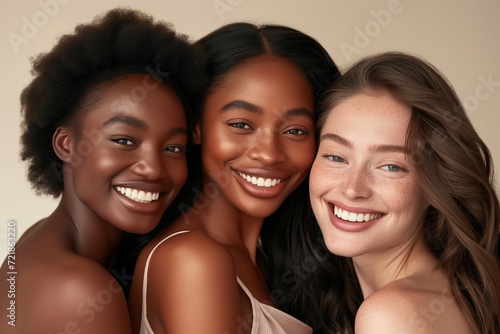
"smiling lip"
327,202,384,232
332,204,383,222
237,171,283,188
232,168,290,199
115,186,160,203
113,182,170,214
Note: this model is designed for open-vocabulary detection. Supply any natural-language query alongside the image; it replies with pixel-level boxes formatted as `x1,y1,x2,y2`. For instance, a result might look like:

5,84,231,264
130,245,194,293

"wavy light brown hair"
317,51,500,334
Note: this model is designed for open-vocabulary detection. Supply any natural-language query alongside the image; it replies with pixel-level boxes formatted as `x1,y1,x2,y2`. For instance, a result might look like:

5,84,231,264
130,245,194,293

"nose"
341,166,372,200
131,149,165,180
247,130,286,165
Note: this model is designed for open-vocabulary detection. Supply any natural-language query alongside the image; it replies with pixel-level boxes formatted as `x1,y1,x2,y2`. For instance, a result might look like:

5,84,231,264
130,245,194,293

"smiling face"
309,90,430,259
58,73,188,234
196,55,316,217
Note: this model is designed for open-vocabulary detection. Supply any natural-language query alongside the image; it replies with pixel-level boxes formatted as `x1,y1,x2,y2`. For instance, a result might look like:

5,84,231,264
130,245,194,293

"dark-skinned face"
61,73,188,234
195,55,316,218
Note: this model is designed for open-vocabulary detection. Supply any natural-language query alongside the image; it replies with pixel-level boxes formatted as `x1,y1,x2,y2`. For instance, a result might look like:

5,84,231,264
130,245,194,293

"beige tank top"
139,230,312,334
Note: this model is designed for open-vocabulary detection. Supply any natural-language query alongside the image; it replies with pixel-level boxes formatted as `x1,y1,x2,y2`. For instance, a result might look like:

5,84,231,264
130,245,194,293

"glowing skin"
309,90,430,261
195,55,316,218
63,74,188,234
127,55,319,334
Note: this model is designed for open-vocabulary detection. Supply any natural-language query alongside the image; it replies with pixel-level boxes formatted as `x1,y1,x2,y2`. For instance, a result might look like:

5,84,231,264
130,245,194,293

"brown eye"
285,128,307,135
112,138,135,146
228,122,251,129
164,145,187,153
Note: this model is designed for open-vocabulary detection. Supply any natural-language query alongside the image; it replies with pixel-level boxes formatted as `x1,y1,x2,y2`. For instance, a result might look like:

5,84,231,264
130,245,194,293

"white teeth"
333,205,382,223
115,186,160,203
238,172,282,188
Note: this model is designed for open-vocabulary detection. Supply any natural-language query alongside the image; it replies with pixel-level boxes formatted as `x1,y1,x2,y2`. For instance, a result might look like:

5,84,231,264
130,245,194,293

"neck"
352,234,438,298
179,189,265,265
56,195,122,268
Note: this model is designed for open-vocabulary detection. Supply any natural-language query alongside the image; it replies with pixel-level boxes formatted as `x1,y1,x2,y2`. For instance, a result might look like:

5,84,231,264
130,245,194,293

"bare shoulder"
142,230,236,279
140,230,241,333
355,280,471,334
14,254,131,334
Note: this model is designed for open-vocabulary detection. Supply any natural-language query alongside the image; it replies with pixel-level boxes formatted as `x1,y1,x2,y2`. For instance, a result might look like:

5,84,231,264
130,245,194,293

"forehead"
74,73,186,126
323,90,411,142
205,55,314,112
221,56,311,94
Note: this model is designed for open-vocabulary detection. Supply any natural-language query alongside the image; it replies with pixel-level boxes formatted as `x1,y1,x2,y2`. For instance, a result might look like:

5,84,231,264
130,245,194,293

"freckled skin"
310,90,429,259
309,90,473,334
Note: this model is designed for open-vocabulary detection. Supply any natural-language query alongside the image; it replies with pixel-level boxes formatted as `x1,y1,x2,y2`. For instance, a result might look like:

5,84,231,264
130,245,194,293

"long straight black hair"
195,22,352,333
114,22,347,333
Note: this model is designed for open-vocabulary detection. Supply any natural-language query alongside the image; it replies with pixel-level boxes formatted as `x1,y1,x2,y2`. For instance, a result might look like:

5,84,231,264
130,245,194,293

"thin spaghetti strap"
141,230,190,317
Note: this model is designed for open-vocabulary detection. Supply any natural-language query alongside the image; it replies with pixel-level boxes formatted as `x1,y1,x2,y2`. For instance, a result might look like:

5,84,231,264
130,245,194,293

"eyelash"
322,155,404,172
380,164,403,172
323,154,345,163
285,128,308,135
164,146,187,153
228,121,252,130
112,138,186,153
112,137,135,146
227,122,309,136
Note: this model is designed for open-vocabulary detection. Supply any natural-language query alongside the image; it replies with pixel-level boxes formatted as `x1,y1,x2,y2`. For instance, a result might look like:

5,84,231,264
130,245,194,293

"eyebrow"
168,127,188,136
220,100,314,121
285,108,315,121
221,100,262,113
320,133,408,153
103,116,187,136
103,116,148,130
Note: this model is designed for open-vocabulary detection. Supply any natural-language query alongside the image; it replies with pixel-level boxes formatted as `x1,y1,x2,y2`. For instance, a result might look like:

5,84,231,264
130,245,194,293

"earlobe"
192,123,202,145
52,127,73,163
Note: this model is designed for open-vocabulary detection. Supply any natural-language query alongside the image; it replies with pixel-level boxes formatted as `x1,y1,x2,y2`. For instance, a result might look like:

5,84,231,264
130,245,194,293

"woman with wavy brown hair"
308,52,500,333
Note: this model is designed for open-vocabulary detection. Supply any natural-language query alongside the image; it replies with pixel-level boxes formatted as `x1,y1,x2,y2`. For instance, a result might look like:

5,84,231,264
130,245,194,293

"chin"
120,218,161,235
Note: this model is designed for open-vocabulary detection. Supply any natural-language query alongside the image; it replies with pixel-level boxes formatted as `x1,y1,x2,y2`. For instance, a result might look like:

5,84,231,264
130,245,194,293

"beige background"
1,0,499,261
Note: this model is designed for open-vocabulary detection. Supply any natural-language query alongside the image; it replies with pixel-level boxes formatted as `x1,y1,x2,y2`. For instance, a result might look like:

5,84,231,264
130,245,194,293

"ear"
192,122,202,145
52,127,74,164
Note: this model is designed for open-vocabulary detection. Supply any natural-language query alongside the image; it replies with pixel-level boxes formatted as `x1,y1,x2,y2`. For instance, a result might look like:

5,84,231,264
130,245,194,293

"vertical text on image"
6,219,17,327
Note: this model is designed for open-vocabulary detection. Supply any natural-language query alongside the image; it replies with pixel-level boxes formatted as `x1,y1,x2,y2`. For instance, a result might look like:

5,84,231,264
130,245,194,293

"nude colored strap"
142,230,190,316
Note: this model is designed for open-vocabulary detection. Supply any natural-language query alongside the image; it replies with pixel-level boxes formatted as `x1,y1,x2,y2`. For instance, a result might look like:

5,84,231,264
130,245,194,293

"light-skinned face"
195,55,316,217
309,90,429,260
58,73,188,234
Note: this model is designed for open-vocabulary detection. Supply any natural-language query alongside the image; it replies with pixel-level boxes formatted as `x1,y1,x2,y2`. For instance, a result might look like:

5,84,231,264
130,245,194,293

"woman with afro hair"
0,8,207,334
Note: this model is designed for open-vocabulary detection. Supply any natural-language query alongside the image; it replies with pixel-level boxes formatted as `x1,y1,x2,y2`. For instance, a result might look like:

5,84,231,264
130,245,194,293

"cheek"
176,162,189,186
202,128,243,161
74,150,115,180
388,181,427,215
219,136,245,156
289,140,316,172
309,159,329,195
